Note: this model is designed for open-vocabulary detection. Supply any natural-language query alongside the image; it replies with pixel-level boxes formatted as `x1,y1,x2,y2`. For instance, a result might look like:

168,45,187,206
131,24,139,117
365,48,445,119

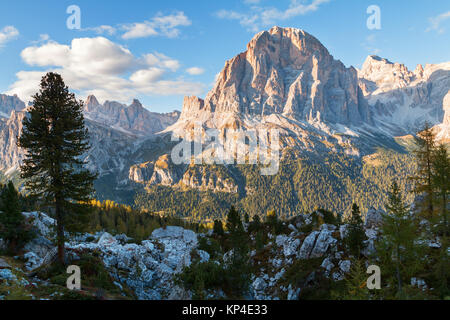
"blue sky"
0,0,448,113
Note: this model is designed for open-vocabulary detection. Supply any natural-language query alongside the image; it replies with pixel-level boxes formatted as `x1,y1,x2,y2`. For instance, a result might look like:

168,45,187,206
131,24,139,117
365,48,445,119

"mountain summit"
180,27,369,127
172,26,449,142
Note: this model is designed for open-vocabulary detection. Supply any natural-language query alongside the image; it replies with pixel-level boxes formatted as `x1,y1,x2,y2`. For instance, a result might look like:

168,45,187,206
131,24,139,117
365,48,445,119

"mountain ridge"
0,26,448,212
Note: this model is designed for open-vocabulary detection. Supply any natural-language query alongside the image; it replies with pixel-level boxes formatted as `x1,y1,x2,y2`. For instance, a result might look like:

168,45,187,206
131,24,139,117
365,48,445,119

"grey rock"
339,224,349,240
24,252,42,271
23,235,54,260
287,284,300,300
0,269,16,281
0,258,11,269
339,260,352,273
321,257,335,272
197,250,210,263
310,229,337,258
298,231,320,259
98,232,119,247
365,209,383,229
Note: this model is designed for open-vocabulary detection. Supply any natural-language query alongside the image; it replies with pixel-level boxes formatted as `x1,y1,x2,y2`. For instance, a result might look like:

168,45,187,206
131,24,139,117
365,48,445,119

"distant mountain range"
0,27,448,217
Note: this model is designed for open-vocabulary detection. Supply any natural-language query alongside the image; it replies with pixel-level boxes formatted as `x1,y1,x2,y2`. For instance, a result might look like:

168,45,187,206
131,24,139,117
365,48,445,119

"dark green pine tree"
411,122,436,218
213,219,224,236
225,206,250,297
18,72,98,264
431,144,450,236
0,181,34,254
377,182,424,297
226,206,243,234
344,203,367,257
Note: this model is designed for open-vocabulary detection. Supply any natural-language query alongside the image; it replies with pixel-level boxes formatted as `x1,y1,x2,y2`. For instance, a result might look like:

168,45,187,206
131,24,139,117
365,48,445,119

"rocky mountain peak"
359,55,414,90
179,26,369,128
128,99,145,111
0,94,26,118
414,64,424,78
84,95,100,112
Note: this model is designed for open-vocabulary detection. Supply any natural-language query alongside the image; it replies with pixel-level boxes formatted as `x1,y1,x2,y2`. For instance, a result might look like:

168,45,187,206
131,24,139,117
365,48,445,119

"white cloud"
426,11,450,34
30,34,50,45
0,26,19,47
144,53,180,72
122,11,191,39
217,0,330,32
130,67,166,83
7,37,205,104
21,37,135,75
82,25,117,36
186,67,205,75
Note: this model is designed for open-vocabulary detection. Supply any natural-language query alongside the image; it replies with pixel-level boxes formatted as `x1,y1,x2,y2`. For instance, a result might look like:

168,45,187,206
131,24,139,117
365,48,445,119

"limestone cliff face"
174,27,450,140
358,55,416,96
0,110,26,171
180,26,370,126
129,162,155,184
129,154,186,187
433,92,450,143
129,155,239,193
84,96,180,137
442,92,450,126
358,55,450,134
0,94,26,118
181,164,238,193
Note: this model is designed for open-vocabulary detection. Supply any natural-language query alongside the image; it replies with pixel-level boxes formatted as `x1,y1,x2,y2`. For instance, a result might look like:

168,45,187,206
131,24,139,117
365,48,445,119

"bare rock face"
172,27,449,144
84,95,179,137
129,162,155,183
433,92,450,143
443,92,450,126
181,27,369,127
149,154,185,186
0,110,26,171
129,154,186,187
359,55,415,95
181,164,238,193
359,56,450,134
0,94,26,118
129,157,239,193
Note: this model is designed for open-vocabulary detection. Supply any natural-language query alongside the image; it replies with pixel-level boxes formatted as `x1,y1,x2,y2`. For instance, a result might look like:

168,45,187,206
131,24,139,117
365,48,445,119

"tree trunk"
426,148,434,218
396,246,402,294
444,193,448,236
55,197,65,265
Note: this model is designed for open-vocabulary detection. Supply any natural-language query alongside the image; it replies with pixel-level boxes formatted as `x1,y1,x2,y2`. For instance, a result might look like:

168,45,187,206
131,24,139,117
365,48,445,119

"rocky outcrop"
364,208,383,229
67,226,207,300
129,162,155,183
181,164,238,193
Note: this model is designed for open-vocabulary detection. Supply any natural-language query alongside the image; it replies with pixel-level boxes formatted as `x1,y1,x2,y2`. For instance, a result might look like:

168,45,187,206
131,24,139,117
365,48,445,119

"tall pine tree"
18,73,97,264
431,144,450,236
411,122,436,218
225,206,250,297
344,203,367,257
377,182,424,297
